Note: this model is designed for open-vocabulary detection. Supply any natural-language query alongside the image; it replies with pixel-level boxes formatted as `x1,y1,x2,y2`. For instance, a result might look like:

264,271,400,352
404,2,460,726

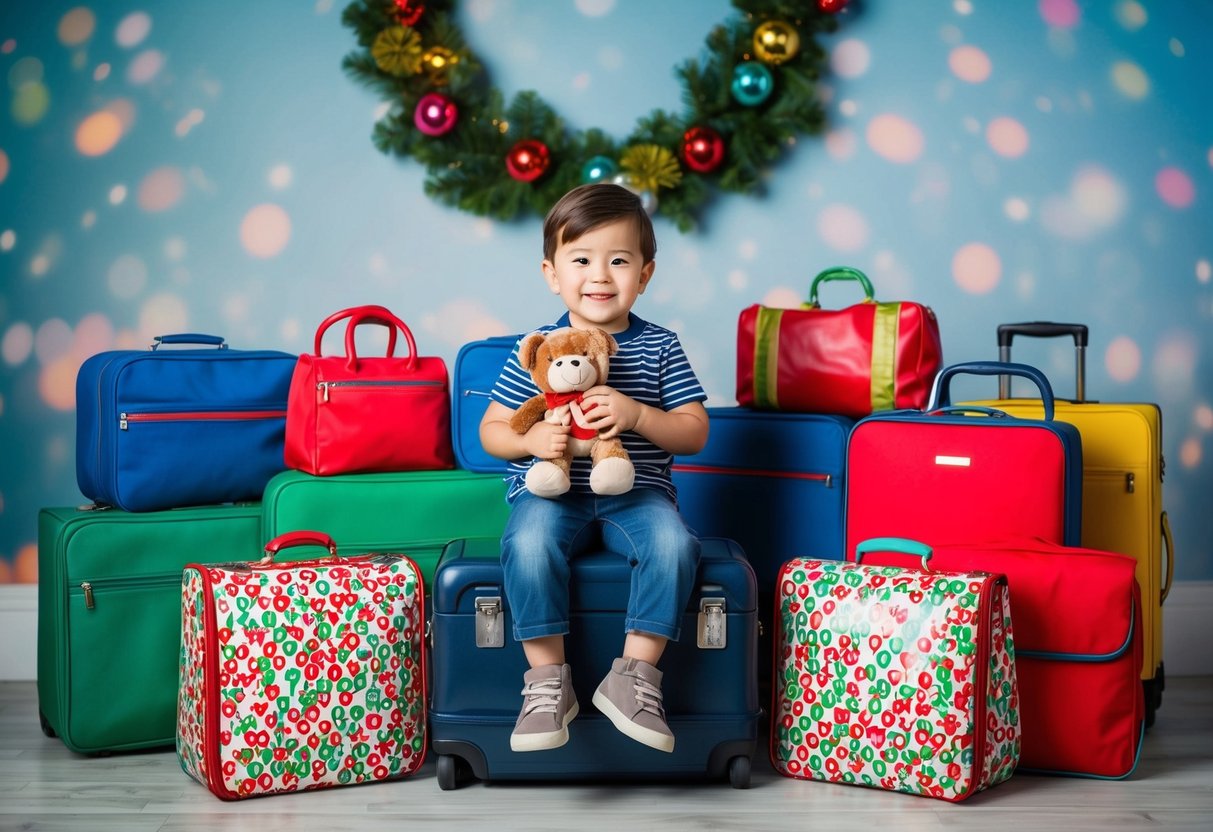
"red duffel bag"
736,266,942,418
285,305,454,476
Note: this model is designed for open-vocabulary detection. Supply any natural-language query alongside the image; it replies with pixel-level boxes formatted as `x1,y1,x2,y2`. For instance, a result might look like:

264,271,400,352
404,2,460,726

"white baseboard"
2,581,1211,681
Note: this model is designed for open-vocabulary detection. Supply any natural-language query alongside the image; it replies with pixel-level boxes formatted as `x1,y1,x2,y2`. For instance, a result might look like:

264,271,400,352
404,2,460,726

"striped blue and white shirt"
491,312,707,503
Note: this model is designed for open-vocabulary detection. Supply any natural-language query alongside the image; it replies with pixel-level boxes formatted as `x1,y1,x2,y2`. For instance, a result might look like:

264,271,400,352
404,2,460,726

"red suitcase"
177,531,427,800
854,537,1143,779
845,362,1083,558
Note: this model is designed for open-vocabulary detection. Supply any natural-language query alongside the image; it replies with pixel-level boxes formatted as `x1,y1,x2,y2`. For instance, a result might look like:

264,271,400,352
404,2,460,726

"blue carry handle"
854,537,933,572
150,333,228,350
929,361,1056,421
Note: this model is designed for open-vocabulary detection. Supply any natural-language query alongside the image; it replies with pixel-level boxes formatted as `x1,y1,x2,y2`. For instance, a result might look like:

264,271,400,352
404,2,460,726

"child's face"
541,218,654,334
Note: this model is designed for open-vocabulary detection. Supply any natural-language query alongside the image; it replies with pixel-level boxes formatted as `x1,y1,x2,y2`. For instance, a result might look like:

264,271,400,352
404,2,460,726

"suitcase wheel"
728,755,751,790
436,754,469,791
38,710,56,739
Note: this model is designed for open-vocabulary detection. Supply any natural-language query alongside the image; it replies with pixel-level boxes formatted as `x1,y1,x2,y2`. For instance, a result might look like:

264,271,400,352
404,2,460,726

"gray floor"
3,678,1212,831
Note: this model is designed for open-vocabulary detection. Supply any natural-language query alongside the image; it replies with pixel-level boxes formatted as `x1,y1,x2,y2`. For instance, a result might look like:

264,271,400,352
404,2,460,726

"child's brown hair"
542,183,657,264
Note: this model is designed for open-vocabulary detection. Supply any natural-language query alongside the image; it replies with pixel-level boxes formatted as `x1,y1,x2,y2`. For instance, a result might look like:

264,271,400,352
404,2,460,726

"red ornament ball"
505,139,551,183
414,93,457,136
392,0,425,27
680,126,726,173
817,0,849,13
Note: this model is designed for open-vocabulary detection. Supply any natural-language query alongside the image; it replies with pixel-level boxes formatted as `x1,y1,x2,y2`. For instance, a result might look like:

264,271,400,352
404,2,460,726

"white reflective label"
935,455,971,466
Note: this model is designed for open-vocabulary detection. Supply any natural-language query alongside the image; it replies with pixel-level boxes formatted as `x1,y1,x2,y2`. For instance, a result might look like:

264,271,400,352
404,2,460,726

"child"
479,183,710,754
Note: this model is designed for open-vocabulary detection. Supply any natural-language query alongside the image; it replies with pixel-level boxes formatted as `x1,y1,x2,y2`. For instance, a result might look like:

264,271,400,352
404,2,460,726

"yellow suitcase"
963,322,1174,727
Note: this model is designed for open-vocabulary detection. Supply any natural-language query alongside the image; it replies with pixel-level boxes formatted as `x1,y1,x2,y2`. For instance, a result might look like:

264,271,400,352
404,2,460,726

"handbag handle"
805,266,876,308
929,361,1057,421
854,537,933,572
312,305,399,357
261,530,338,564
150,333,228,350
343,307,418,372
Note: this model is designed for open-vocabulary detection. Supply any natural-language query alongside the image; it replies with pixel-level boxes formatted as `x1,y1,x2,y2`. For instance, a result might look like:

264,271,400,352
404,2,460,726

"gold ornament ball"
422,46,460,83
753,20,800,65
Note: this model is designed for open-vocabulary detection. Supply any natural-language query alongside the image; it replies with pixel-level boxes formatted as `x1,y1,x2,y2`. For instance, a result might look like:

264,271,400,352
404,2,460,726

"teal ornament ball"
581,155,618,184
731,61,774,106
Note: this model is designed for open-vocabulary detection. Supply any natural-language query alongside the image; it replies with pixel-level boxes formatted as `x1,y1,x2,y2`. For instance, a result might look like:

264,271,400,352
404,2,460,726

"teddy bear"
508,327,635,498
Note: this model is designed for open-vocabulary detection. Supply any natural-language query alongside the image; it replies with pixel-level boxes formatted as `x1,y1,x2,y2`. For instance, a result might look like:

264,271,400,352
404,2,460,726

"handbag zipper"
119,409,286,430
671,463,833,487
969,577,995,796
318,380,444,402
75,573,182,610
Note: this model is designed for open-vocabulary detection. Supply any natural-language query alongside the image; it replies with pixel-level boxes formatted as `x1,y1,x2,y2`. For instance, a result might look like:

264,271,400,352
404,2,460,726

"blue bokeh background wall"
1,0,1209,583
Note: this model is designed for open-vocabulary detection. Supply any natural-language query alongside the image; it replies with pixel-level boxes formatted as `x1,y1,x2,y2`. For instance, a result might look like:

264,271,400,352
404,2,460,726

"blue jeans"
500,488,701,642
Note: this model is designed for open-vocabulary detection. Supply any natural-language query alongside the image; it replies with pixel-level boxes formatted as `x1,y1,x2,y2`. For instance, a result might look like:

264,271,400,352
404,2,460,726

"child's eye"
611,257,628,266
572,257,589,265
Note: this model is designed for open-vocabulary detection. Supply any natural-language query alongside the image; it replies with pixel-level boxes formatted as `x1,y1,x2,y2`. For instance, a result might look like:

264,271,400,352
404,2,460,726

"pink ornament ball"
414,93,457,137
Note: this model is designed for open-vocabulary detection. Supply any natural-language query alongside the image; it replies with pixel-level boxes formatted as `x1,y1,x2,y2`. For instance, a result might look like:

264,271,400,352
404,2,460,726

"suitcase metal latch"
475,596,505,648
697,597,726,649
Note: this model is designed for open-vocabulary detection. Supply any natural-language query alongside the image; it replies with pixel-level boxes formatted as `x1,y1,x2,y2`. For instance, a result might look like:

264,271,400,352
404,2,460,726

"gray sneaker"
591,657,675,753
510,663,579,752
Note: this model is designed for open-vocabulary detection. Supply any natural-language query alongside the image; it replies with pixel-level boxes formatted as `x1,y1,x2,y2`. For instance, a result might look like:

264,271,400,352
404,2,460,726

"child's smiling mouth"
584,293,615,301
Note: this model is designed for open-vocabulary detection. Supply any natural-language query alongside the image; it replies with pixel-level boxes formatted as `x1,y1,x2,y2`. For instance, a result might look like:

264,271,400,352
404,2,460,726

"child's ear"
541,260,560,293
637,260,655,293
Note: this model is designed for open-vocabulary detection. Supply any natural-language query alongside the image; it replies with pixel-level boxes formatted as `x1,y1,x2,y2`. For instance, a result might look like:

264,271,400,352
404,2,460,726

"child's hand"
526,418,570,459
580,385,641,440
544,404,571,426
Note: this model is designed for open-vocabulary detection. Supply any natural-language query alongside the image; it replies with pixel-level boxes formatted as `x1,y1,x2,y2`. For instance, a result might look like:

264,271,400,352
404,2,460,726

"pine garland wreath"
341,0,847,231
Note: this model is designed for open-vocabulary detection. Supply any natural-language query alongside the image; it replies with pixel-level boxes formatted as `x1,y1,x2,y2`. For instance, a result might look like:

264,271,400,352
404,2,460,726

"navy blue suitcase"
451,335,515,473
429,536,760,789
76,333,296,512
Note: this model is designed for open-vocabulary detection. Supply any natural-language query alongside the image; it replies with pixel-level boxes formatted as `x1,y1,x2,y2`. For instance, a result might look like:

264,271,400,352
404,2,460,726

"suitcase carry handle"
855,537,933,572
1160,511,1174,604
929,405,1009,419
805,266,876,308
996,321,1088,401
343,308,419,372
150,333,228,350
931,361,1057,421
313,304,400,358
262,530,338,563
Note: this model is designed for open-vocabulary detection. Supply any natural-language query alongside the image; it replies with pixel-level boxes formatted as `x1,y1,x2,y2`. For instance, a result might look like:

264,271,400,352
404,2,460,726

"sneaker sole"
510,701,580,752
592,690,675,753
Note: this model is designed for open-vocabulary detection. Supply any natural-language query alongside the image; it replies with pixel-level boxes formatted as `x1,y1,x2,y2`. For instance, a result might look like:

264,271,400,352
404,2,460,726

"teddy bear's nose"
569,359,581,367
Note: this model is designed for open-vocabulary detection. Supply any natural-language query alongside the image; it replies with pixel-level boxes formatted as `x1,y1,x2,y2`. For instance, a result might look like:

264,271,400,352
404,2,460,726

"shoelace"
519,677,563,717
632,676,666,718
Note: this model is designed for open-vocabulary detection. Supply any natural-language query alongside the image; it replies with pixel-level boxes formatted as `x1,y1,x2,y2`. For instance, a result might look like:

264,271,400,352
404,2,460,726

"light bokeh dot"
2,322,34,366
575,0,615,16
73,313,115,358
1151,333,1197,393
108,254,148,299
952,242,1002,294
39,356,78,411
57,8,96,46
268,164,293,189
728,270,748,291
94,63,111,81
175,109,204,137
1005,197,1030,221
825,128,857,160
1179,438,1202,469
986,117,1029,158
816,204,869,252
81,211,96,229
1194,404,1213,432
165,236,187,260
0,148,9,184
1,40,15,55
8,56,44,89
139,293,189,341
11,82,50,125
738,240,758,260
572,72,590,92
1105,336,1141,382
1197,259,1211,284
109,184,128,205
0,229,14,250
34,318,73,365
954,1,973,15
598,45,624,71
1073,165,1127,225
948,45,991,83
115,12,152,48
137,166,186,212
76,111,123,156
30,254,51,277
761,287,804,309
14,543,38,583
127,49,165,85
1111,61,1149,99
1155,167,1195,208
240,203,291,258
1115,1,1147,31
866,114,924,164
1039,0,1081,28
831,40,870,79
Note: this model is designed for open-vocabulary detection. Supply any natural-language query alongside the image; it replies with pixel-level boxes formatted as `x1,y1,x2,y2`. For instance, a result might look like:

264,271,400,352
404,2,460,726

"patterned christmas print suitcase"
771,544,1020,801
429,536,760,790
177,531,427,800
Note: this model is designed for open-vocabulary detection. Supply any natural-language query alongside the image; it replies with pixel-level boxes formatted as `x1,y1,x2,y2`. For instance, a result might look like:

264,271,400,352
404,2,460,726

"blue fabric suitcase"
451,335,515,473
76,333,296,512
429,536,760,789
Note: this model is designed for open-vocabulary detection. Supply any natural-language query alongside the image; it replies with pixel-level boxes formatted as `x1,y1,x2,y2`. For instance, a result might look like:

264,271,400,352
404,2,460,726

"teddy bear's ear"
587,328,618,383
517,332,547,370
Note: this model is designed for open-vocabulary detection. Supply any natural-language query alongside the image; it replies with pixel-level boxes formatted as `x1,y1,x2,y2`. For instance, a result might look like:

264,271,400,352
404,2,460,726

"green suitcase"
37,503,263,754
260,469,513,584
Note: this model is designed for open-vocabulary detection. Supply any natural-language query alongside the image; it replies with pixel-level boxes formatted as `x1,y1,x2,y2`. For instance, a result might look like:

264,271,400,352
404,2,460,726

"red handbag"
285,305,454,476
736,266,942,418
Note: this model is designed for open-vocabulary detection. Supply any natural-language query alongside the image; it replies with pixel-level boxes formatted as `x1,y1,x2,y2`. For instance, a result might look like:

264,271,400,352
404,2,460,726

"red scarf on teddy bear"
544,391,598,440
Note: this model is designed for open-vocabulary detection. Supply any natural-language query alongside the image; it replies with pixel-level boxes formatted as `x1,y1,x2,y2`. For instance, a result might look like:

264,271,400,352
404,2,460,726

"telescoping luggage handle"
854,537,933,572
150,333,228,350
996,322,1088,401
930,361,1058,422
804,266,876,309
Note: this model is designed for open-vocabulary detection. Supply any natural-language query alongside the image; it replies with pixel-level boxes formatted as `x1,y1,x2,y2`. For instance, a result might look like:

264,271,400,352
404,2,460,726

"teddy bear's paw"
526,461,571,498
590,457,635,495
